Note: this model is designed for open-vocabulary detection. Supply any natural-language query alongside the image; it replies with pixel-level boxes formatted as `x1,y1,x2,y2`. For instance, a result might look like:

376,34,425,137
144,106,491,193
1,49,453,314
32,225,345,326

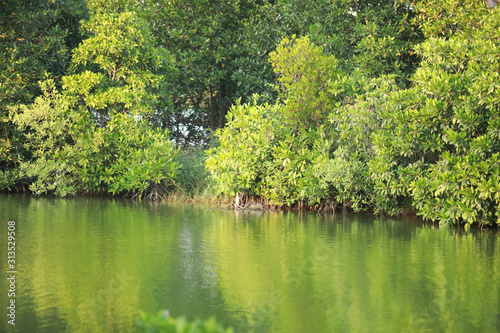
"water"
0,194,499,332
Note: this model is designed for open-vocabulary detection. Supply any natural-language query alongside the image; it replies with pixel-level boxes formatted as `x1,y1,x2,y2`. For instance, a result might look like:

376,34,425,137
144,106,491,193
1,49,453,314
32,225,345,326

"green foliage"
66,11,174,121
207,36,400,210
261,0,422,81
207,38,403,210
319,76,400,211
72,113,179,198
269,35,341,127
415,0,490,39
0,0,87,176
87,0,268,145
371,10,500,225
206,98,282,198
342,0,421,80
10,12,179,198
205,96,357,208
4,0,499,226
12,79,77,195
175,148,210,195
136,311,233,333
260,127,332,206
0,168,23,191
82,0,422,145
12,80,179,198
206,3,500,226
153,0,268,143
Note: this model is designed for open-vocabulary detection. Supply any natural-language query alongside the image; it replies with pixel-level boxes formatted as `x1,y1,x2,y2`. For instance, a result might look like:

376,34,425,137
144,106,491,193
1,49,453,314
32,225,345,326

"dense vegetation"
1,0,499,226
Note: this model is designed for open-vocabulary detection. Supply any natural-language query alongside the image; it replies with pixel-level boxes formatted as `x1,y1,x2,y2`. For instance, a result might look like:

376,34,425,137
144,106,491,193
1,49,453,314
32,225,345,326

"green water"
0,194,499,333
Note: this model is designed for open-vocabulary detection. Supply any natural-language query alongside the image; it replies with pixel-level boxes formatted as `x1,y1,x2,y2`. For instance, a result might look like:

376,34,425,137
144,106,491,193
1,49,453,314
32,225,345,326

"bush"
175,147,210,196
9,12,180,199
206,39,394,210
269,35,341,128
136,311,233,333
371,11,500,226
205,97,356,208
205,98,283,200
12,83,180,198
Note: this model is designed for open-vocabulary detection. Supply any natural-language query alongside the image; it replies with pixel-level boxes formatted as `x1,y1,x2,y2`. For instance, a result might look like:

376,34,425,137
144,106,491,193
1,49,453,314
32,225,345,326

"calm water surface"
1,194,499,332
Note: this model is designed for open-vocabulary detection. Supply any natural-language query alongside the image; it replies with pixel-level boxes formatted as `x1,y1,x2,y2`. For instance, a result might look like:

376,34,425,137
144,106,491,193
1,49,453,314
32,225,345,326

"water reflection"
0,194,499,333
